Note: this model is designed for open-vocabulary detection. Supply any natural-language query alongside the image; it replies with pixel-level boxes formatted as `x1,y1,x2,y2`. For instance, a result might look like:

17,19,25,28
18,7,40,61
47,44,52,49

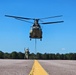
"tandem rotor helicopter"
5,15,64,41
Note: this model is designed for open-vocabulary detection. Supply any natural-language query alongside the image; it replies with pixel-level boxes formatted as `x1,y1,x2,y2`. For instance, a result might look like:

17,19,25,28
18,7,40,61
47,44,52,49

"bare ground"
39,60,76,75
0,59,34,75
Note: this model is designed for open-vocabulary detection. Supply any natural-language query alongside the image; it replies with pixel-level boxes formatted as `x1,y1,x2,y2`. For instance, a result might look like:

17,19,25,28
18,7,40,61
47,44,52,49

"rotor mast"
34,19,39,25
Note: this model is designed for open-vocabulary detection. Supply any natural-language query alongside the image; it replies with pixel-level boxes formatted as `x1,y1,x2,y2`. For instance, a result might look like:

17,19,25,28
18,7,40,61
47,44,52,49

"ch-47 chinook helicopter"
5,15,64,41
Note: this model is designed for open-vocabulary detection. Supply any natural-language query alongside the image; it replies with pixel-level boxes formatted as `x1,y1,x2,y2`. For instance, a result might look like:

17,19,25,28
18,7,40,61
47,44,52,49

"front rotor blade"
41,21,64,24
5,15,35,20
40,15,63,20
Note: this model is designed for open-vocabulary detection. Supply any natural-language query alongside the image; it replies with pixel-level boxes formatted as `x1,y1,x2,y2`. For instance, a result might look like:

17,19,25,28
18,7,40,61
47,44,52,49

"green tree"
50,54,56,59
41,53,49,59
18,52,24,59
56,53,61,59
4,52,10,59
36,52,42,59
73,53,76,60
29,53,35,59
60,54,65,60
11,51,18,59
0,51,4,59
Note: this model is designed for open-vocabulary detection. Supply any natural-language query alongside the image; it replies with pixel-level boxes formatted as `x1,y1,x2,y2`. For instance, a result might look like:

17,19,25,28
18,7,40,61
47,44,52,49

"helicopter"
5,15,64,41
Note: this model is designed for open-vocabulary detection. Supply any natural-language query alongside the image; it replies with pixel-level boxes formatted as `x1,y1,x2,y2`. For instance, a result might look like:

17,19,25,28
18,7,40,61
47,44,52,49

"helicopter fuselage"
29,19,42,40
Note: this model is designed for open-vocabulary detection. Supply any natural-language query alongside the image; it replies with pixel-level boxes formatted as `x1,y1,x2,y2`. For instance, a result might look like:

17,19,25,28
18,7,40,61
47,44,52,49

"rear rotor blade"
16,18,33,24
40,15,63,20
41,21,64,24
5,15,35,20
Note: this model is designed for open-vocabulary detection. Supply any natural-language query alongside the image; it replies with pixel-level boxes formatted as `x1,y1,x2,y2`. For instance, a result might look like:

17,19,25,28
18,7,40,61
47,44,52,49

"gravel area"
0,59,34,75
39,60,76,75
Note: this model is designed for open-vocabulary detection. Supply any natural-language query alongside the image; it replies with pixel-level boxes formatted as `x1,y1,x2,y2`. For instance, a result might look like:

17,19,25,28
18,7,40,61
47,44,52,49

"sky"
0,0,76,53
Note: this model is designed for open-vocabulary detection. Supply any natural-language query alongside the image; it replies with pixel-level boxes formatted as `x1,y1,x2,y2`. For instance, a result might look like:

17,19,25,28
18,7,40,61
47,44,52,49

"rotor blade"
5,15,35,20
40,15,63,19
41,21,64,24
16,18,33,24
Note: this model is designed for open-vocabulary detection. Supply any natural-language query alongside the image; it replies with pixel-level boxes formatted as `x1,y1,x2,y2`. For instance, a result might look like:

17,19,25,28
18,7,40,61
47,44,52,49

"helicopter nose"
30,29,32,33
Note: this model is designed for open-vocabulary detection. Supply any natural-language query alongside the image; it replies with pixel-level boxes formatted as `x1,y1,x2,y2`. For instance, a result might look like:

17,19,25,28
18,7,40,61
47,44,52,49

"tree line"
0,51,76,60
